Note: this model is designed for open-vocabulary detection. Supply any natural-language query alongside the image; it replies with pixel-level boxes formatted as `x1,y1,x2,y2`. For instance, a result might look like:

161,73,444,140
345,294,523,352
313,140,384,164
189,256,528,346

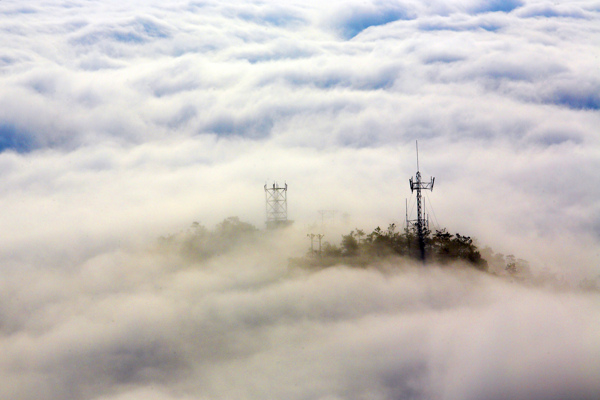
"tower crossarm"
409,175,435,192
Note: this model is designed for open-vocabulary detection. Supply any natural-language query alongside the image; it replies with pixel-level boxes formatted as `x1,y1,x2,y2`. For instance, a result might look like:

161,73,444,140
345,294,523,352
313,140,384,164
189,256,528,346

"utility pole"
307,233,315,255
316,234,324,256
409,141,435,262
318,210,337,229
307,233,324,256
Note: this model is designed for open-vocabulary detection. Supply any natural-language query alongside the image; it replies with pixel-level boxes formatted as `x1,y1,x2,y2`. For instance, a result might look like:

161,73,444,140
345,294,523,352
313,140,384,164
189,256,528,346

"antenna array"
408,141,435,261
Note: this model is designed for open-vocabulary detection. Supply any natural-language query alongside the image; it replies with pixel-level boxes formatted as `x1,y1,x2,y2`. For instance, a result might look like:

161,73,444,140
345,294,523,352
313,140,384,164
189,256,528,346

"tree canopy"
160,217,258,260
319,224,488,271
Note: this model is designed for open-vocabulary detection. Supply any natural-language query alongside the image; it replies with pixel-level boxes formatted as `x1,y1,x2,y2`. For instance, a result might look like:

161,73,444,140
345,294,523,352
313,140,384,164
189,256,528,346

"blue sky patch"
472,0,523,14
338,6,414,39
553,90,600,110
0,124,35,153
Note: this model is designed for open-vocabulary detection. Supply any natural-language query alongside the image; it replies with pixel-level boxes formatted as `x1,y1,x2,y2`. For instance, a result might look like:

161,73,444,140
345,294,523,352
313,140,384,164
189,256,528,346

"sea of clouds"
1,0,599,398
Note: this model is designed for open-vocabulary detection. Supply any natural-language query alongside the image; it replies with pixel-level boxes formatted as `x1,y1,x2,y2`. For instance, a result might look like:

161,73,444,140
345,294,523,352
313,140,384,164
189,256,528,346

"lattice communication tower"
264,182,292,229
409,141,435,262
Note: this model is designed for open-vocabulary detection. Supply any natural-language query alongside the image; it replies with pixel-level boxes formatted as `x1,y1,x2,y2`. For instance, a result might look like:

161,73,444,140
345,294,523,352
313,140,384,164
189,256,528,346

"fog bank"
1,232,599,400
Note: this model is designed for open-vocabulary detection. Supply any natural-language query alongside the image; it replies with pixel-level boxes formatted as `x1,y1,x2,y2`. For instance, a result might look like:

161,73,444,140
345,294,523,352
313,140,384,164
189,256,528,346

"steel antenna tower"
264,182,292,229
409,141,435,262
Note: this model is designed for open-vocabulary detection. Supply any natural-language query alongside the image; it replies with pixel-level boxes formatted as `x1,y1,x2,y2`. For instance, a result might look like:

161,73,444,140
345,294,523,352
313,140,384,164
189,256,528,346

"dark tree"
341,231,359,256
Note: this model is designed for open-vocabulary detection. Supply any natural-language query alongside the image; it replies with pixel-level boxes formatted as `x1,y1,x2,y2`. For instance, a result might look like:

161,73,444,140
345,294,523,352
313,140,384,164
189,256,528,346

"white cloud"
0,1,599,398
0,0,598,262
2,247,599,399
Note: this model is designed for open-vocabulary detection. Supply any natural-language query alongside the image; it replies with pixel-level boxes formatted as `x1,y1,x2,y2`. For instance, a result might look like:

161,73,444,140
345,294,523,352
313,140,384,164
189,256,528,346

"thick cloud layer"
1,238,599,400
1,0,600,398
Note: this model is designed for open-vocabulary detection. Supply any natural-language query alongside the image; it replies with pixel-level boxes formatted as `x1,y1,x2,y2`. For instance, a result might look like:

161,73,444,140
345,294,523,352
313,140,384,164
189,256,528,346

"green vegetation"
159,217,258,260
161,217,598,292
312,224,488,271
161,217,534,278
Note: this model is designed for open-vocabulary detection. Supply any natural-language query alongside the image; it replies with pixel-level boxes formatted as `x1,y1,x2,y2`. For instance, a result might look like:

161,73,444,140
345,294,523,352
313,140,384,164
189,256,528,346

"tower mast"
409,141,435,262
264,182,292,229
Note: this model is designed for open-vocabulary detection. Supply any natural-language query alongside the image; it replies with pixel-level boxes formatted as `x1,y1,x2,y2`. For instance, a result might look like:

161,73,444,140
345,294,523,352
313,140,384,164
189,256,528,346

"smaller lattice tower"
264,182,293,229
